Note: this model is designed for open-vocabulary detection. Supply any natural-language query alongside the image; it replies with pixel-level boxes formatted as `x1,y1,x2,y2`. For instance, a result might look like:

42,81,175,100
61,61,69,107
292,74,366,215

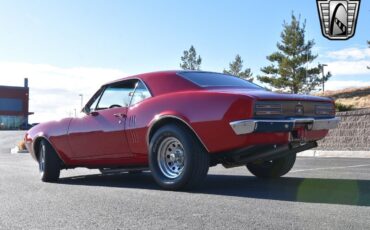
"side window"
89,97,99,112
130,81,151,105
96,80,137,110
85,88,103,113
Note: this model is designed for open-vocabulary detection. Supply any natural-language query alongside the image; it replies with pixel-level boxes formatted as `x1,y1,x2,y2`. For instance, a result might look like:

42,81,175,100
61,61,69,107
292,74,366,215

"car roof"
104,70,204,96
104,70,179,85
104,70,223,85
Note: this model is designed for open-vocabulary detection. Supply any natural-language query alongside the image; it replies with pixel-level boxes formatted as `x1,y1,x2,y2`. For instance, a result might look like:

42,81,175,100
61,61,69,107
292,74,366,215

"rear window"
178,72,263,89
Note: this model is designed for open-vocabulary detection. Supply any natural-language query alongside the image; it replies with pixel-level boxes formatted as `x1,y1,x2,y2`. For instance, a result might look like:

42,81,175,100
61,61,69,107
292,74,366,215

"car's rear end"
230,93,338,143
177,71,339,171
223,95,337,162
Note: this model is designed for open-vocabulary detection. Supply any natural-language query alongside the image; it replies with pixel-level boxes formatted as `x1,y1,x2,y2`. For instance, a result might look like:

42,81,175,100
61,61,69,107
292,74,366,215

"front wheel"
149,124,209,190
38,140,61,182
246,153,296,178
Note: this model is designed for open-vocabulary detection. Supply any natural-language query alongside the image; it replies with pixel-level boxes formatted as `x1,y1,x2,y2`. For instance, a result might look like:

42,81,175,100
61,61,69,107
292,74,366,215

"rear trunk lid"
209,88,332,102
208,88,334,118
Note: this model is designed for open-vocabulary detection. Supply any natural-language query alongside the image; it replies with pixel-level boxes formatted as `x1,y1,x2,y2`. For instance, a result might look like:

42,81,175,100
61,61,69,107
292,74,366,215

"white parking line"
290,164,370,173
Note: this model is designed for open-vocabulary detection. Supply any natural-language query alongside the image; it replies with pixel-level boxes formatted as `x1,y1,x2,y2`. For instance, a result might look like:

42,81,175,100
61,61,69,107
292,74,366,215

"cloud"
1,59,369,124
325,60,370,75
325,80,370,91
326,47,370,60
0,62,127,123
322,47,370,76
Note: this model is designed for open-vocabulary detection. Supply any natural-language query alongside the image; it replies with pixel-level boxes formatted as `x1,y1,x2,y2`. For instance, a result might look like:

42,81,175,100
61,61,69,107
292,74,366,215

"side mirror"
90,111,99,116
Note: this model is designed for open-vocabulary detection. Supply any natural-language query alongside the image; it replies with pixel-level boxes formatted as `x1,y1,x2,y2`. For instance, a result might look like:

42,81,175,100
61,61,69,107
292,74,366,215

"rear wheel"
246,153,296,178
149,124,209,190
38,140,61,182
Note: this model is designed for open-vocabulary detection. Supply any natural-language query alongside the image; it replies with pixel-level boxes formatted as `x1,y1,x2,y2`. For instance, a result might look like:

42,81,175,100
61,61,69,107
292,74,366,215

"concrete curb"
10,146,29,154
298,150,370,158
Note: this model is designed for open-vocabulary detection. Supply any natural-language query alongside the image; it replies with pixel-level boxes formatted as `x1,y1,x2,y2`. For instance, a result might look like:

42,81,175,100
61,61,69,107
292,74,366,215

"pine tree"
258,14,331,94
223,55,253,81
180,45,202,70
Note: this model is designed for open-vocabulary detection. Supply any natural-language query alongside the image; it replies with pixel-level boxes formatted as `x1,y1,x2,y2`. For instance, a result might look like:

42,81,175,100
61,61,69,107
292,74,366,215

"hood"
208,88,332,103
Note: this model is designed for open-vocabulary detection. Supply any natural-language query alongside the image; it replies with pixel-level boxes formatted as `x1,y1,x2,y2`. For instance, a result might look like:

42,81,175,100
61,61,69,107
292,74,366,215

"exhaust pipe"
222,141,318,168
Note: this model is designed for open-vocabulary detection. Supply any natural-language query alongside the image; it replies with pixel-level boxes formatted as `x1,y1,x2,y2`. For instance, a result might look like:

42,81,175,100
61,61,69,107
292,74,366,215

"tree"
223,55,253,81
180,45,202,70
258,14,331,94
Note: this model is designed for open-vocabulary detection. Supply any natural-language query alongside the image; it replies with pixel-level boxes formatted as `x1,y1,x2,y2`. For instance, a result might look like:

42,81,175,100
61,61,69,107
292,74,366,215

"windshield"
178,72,264,89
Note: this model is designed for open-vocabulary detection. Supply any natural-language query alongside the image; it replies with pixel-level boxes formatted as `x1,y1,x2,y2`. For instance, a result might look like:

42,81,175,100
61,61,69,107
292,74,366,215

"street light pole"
79,94,84,109
320,64,328,93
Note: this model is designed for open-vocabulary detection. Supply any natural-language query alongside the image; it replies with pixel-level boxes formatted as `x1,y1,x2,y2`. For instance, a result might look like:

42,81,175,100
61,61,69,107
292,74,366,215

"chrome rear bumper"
230,117,340,135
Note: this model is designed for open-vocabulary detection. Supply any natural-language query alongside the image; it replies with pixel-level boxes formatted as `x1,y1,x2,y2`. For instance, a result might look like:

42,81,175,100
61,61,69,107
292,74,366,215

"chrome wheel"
157,137,185,179
39,145,46,173
149,124,210,190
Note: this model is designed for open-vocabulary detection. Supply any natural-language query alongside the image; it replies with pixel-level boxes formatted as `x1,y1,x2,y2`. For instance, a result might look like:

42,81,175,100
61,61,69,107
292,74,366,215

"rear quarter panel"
127,90,257,158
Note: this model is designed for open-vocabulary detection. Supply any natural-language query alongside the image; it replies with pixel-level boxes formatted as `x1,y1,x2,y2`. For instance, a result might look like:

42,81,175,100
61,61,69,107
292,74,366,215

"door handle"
114,113,127,119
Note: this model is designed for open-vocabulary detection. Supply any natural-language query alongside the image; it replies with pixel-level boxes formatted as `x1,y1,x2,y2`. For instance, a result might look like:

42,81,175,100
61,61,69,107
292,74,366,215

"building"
0,78,31,130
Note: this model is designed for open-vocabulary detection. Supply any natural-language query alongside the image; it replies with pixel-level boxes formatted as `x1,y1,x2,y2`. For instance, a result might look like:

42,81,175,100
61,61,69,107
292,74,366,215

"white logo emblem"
317,0,360,40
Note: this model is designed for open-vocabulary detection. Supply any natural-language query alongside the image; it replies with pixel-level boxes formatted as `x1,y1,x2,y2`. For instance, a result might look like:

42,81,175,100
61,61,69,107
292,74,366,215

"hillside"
316,86,370,109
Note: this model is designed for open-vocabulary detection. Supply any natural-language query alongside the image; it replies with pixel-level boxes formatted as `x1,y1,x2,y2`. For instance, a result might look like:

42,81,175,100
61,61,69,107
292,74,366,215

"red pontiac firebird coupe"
25,71,339,190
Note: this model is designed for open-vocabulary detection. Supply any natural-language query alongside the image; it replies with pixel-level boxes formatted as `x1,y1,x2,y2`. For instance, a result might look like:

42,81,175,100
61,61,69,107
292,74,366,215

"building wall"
317,109,370,151
0,85,29,130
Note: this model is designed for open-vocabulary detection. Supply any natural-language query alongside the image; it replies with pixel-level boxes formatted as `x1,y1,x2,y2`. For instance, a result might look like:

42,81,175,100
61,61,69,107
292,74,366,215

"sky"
0,0,369,123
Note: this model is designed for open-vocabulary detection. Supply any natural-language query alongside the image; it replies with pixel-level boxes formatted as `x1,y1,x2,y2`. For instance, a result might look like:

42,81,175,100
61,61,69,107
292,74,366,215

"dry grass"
335,96,370,109
315,86,370,109
316,86,370,98
17,140,26,151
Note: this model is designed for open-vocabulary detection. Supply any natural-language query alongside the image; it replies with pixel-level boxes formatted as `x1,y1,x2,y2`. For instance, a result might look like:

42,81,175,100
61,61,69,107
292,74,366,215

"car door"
68,79,138,163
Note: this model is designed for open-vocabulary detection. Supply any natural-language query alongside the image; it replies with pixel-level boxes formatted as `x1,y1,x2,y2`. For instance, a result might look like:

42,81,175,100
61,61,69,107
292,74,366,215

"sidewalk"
299,150,370,158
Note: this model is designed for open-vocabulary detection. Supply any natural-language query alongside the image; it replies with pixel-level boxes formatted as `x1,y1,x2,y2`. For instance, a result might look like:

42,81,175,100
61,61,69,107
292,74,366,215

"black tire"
38,140,61,182
149,124,209,190
246,153,296,178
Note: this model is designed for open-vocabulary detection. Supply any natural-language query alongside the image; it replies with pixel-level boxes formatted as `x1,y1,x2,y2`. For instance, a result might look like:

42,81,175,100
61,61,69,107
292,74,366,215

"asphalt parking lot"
1,153,370,230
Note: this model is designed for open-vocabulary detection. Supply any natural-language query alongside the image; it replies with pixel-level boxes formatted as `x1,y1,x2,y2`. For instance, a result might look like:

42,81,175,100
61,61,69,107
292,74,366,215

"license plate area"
291,129,308,142
294,120,314,131
291,121,314,142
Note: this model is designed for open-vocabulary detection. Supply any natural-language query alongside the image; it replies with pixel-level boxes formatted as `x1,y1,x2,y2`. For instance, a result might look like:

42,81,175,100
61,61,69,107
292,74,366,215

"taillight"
254,103,282,116
315,104,335,116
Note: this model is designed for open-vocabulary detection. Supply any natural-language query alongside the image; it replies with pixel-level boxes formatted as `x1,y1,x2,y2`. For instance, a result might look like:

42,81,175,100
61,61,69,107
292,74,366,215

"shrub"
335,102,354,112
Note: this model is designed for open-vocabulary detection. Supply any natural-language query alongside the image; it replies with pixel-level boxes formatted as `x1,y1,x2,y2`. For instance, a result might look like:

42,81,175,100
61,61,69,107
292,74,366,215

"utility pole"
320,64,328,93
